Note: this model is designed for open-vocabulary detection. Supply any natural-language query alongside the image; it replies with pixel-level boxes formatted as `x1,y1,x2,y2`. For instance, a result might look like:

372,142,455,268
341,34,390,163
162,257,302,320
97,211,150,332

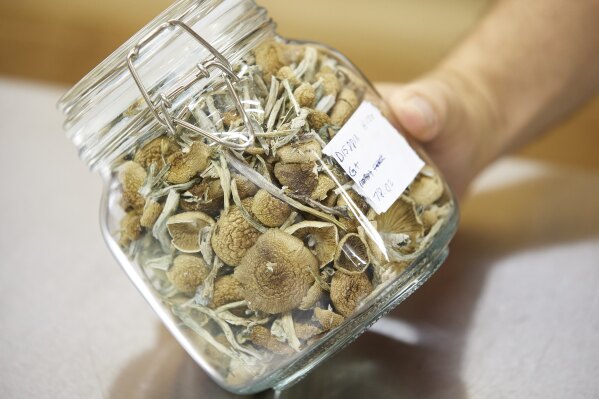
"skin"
377,0,599,197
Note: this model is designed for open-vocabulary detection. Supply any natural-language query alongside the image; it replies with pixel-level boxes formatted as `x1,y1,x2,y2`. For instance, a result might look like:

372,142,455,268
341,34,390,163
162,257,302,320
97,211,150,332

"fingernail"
397,96,438,140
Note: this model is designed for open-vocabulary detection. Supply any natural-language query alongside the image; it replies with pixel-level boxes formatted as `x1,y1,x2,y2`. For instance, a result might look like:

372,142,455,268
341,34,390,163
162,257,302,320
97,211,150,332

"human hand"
377,69,501,198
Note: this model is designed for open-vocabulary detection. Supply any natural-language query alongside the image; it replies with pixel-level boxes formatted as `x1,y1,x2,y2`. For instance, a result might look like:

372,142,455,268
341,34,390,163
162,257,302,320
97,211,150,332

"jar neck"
59,0,275,172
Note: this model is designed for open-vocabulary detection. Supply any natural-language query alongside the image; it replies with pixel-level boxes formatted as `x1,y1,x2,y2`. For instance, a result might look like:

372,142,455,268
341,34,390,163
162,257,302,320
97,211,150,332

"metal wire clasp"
126,19,254,151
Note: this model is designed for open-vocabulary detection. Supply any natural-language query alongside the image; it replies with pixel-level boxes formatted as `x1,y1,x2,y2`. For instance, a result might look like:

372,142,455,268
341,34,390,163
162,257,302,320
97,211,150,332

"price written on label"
323,101,425,214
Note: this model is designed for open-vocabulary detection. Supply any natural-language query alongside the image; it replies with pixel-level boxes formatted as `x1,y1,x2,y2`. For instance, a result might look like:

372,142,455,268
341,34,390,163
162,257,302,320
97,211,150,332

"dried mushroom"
276,139,322,164
118,161,146,210
330,88,359,128
167,255,210,294
140,199,162,228
249,325,294,355
234,229,319,314
334,233,371,274
166,211,215,253
166,141,212,184
251,189,292,227
375,197,424,255
119,211,142,246
330,272,373,317
210,275,245,309
211,198,262,266
314,307,344,330
408,166,444,205
285,221,338,268
273,162,318,196
311,175,336,201
133,136,178,169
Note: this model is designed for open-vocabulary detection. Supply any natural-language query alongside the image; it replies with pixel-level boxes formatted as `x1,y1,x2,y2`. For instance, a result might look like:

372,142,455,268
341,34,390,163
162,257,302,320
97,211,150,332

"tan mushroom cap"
166,254,210,294
330,272,373,317
375,197,424,254
119,210,142,246
285,221,338,268
166,141,212,184
310,174,336,201
274,162,318,196
211,198,261,266
180,178,224,215
334,233,371,274
314,307,344,330
299,281,324,310
276,139,322,164
210,274,245,309
293,82,316,108
133,136,179,169
276,66,300,86
294,323,323,341
166,211,215,253
249,325,294,355
408,166,444,205
118,161,147,210
140,199,163,228
251,189,292,227
307,110,331,130
234,229,319,314
254,40,293,81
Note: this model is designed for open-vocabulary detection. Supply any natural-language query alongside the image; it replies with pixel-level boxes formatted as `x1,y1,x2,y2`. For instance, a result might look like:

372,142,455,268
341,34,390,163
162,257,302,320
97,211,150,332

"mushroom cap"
315,69,340,97
375,197,424,254
273,162,318,196
210,275,245,308
180,178,224,215
254,41,288,80
133,136,178,169
313,307,344,330
119,211,142,246
276,66,300,86
251,189,292,227
293,82,316,108
211,198,261,266
310,174,336,201
166,141,212,184
140,199,163,228
234,229,319,314
284,221,338,268
233,174,259,198
118,161,147,210
166,211,215,253
249,325,294,355
330,272,373,317
408,166,444,205
330,88,359,126
299,281,324,310
276,139,322,164
166,254,210,294
307,110,331,130
333,233,371,274
294,323,323,341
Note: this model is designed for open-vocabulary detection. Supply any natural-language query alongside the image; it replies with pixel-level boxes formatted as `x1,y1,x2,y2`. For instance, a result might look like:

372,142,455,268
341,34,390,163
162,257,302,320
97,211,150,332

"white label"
323,101,424,214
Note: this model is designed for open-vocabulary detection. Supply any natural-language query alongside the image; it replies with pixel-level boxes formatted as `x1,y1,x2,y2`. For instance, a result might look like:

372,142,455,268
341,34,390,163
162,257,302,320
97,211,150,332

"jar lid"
59,0,274,172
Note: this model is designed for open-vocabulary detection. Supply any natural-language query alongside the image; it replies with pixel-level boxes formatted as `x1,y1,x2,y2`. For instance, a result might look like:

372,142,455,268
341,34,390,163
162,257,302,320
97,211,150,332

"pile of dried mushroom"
116,40,453,385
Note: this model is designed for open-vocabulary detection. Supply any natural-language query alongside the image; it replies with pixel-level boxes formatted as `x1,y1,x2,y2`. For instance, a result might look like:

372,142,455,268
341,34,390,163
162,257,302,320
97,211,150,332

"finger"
380,80,450,142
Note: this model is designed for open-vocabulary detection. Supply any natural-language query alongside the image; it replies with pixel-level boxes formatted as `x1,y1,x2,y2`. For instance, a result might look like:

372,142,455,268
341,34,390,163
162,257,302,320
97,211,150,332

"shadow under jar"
58,0,458,394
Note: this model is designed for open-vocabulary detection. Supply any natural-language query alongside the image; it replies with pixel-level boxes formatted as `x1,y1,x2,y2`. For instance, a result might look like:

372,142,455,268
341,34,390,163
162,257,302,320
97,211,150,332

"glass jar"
59,0,458,394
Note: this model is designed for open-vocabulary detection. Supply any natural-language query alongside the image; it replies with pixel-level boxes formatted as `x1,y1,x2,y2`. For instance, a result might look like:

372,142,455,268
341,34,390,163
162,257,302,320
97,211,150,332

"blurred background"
0,0,597,170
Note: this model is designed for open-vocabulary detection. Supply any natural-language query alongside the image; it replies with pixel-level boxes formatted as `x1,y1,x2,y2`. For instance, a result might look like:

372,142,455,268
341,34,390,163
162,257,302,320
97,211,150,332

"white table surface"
1,77,598,399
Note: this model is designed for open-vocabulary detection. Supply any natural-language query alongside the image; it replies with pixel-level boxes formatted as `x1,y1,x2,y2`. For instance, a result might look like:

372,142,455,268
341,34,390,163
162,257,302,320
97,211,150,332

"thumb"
377,80,452,142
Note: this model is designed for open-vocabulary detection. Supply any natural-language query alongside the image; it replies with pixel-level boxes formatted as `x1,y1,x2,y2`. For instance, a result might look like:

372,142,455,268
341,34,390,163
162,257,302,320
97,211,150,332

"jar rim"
59,0,274,172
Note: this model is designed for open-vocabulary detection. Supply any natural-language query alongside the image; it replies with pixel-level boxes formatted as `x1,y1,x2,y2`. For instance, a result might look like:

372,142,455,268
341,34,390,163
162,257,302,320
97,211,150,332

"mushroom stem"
287,193,349,218
213,153,231,212
215,300,249,314
279,211,298,231
183,302,264,360
225,151,346,230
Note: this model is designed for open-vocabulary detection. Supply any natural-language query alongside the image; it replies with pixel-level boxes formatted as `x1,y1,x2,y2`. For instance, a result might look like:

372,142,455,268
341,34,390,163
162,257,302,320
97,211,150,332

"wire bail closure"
126,19,255,151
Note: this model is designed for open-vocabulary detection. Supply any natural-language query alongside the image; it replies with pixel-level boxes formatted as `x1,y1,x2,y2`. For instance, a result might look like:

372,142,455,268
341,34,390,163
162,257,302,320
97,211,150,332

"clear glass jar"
59,0,458,394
